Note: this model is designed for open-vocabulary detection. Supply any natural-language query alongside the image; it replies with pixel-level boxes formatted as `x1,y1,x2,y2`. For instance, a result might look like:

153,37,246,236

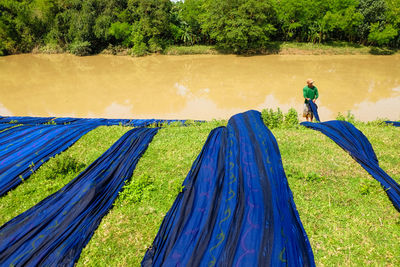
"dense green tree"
179,0,205,45
368,22,398,45
124,0,172,53
357,0,388,42
0,0,46,54
274,0,317,41
320,0,363,42
201,0,277,52
385,0,400,46
0,0,399,56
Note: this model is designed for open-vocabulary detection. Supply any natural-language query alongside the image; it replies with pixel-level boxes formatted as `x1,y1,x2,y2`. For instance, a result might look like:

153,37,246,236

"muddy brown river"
0,54,399,121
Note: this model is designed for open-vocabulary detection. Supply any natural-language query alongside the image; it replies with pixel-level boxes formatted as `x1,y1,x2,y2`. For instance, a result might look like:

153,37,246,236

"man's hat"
306,78,314,84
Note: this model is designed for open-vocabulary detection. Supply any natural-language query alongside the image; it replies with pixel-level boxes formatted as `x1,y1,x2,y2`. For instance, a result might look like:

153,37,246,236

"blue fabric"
142,110,314,266
301,120,400,212
308,101,320,122
0,127,158,266
0,116,54,125
0,124,14,132
0,124,97,196
0,116,187,127
385,121,400,127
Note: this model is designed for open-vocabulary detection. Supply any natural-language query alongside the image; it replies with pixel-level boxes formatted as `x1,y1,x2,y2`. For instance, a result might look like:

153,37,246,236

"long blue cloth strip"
0,127,158,266
142,110,315,266
0,115,186,127
0,124,98,196
308,101,320,122
301,120,400,212
385,121,400,127
0,116,54,125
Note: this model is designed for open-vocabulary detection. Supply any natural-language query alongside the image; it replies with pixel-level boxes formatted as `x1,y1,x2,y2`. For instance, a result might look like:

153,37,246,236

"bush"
43,155,86,179
130,22,147,56
368,23,398,46
336,110,357,124
284,108,299,126
109,22,133,47
69,40,92,56
261,108,299,129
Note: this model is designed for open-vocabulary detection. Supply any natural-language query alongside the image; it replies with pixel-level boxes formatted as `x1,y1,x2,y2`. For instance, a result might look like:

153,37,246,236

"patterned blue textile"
0,127,158,266
0,124,97,196
301,120,400,212
142,110,314,266
385,121,400,127
308,101,320,122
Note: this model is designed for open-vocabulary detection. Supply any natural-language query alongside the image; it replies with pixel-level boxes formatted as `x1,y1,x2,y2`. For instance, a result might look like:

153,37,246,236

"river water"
0,54,399,121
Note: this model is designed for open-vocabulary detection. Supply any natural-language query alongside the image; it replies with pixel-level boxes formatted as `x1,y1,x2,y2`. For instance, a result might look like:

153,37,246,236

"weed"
261,108,299,129
44,155,86,179
336,110,357,124
118,173,155,204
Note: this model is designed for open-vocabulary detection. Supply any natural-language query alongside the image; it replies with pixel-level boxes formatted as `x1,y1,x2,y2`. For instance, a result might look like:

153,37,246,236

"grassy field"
0,120,399,266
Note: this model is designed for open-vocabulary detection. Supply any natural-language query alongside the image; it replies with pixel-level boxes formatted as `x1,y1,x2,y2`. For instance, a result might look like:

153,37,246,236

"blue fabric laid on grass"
0,116,54,125
301,120,400,212
0,124,15,132
385,121,400,127
0,127,158,266
308,101,320,122
142,110,314,266
0,115,187,127
0,124,97,196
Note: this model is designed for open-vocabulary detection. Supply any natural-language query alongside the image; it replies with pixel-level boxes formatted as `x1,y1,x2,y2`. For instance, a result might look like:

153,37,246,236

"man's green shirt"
303,85,319,103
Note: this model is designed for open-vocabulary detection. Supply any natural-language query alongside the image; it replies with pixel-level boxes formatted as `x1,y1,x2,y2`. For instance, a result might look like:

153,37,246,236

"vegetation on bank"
1,0,400,56
0,110,399,265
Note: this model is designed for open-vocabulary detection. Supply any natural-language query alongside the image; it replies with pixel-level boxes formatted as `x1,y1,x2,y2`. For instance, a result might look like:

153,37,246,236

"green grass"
277,41,373,55
163,42,399,56
163,45,218,55
0,120,399,266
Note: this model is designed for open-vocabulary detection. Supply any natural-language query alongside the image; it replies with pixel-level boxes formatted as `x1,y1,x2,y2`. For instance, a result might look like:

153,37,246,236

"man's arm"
313,87,319,102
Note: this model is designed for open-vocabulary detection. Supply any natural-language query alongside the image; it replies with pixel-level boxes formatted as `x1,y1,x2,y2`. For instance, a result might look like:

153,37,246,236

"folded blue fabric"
301,120,400,212
143,110,314,266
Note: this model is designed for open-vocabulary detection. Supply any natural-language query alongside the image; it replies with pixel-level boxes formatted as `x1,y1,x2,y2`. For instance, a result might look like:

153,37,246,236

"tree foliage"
0,0,399,56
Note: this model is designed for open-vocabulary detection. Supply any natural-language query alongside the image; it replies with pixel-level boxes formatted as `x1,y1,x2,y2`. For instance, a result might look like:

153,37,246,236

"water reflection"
0,103,12,116
0,54,399,121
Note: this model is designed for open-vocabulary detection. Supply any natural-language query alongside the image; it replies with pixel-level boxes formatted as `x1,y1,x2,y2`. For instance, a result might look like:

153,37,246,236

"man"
303,78,319,122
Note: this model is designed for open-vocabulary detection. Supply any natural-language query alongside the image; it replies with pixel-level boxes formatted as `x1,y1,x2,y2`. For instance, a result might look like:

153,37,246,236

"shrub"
284,108,299,126
43,155,86,179
336,110,356,124
261,108,299,129
69,41,92,56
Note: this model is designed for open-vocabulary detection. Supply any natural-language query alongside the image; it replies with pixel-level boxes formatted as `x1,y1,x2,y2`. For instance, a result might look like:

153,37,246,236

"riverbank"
0,116,398,265
30,41,399,56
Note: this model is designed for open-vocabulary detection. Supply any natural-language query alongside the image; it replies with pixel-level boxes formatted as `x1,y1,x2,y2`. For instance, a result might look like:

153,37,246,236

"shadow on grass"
325,41,363,48
369,46,397,55
215,41,282,57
